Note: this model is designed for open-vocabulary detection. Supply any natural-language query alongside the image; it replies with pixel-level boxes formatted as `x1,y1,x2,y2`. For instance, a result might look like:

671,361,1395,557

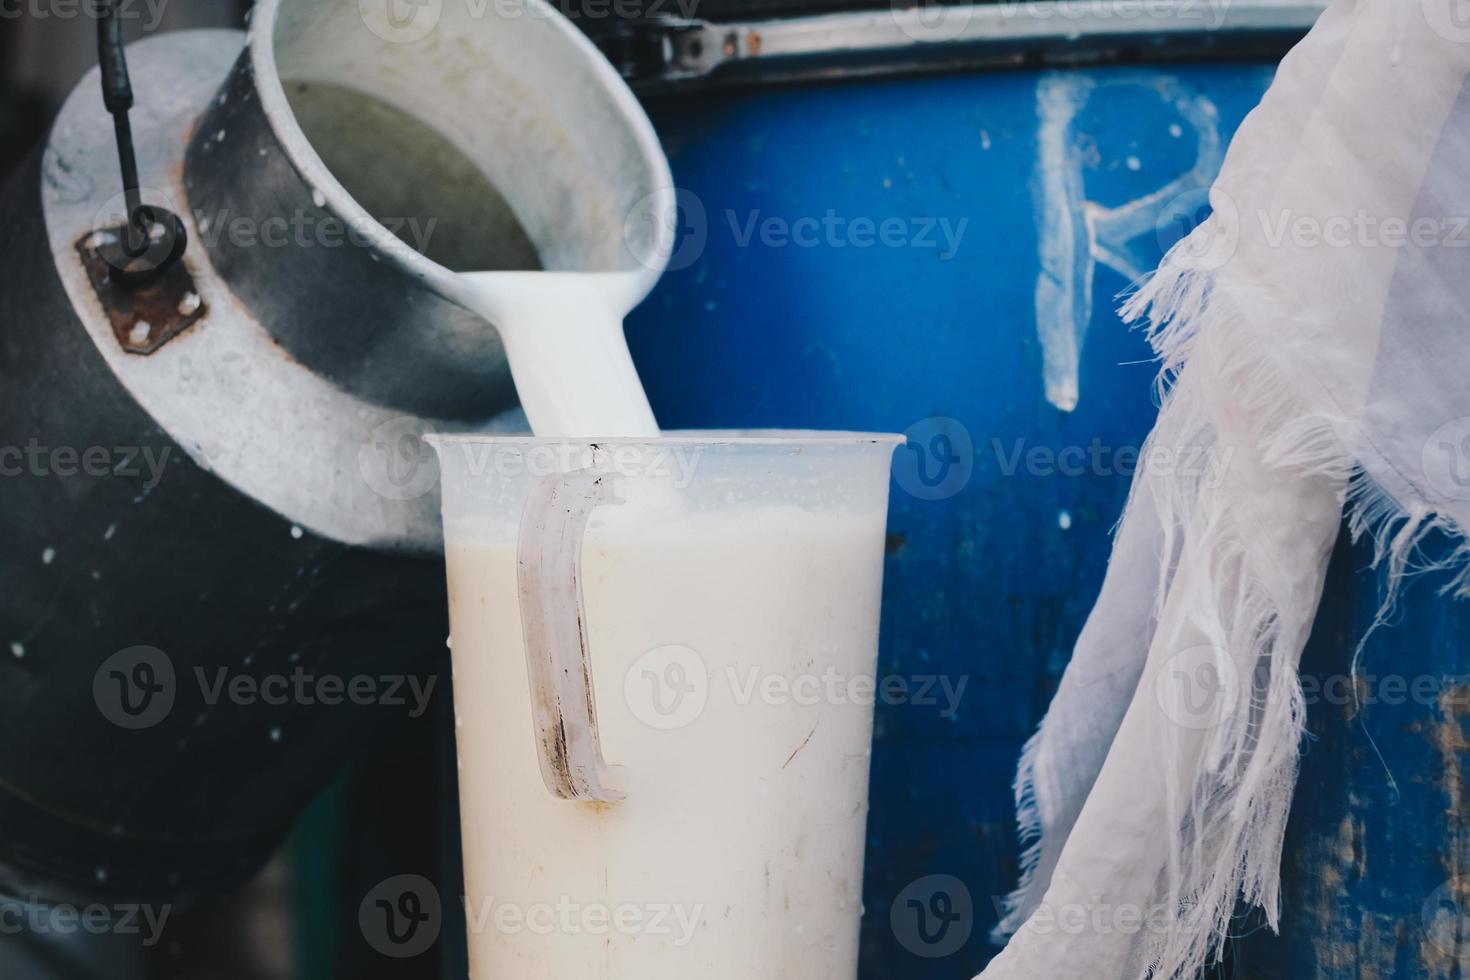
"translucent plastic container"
429,432,902,979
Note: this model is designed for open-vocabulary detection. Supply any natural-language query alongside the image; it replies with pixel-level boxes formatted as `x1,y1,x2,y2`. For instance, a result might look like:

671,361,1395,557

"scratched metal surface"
628,63,1276,976
1228,526,1470,979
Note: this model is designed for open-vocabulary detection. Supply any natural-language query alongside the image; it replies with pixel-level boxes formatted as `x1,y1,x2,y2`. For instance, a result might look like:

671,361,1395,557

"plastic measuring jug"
429,432,902,978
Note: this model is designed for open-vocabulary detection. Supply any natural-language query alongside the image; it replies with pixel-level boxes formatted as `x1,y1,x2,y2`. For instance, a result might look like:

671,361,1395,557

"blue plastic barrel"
628,62,1278,976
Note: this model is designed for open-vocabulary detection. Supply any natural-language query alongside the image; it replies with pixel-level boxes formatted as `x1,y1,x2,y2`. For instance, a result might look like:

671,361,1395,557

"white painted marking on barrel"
1032,72,1225,412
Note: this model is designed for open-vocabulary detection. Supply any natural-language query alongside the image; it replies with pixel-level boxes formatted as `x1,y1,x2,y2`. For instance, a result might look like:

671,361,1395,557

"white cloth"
985,3,1470,977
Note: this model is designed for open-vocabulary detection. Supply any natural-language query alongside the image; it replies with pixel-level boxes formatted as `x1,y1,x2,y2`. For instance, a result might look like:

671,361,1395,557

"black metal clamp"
95,0,188,287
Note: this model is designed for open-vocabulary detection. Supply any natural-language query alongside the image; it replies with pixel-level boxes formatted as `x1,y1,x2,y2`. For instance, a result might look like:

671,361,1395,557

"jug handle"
516,470,625,804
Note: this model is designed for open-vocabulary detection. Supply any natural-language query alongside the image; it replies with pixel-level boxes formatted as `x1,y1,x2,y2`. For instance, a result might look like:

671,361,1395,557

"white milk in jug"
444,497,888,979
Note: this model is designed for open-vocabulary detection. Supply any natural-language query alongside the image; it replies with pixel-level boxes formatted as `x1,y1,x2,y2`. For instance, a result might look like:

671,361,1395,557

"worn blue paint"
629,64,1276,976
1229,526,1470,979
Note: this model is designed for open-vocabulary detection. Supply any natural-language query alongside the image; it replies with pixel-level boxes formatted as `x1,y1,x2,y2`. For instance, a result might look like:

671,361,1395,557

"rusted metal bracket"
77,228,207,355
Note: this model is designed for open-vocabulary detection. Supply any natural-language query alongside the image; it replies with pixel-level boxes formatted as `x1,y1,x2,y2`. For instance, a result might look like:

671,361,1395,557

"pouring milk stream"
452,270,659,437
